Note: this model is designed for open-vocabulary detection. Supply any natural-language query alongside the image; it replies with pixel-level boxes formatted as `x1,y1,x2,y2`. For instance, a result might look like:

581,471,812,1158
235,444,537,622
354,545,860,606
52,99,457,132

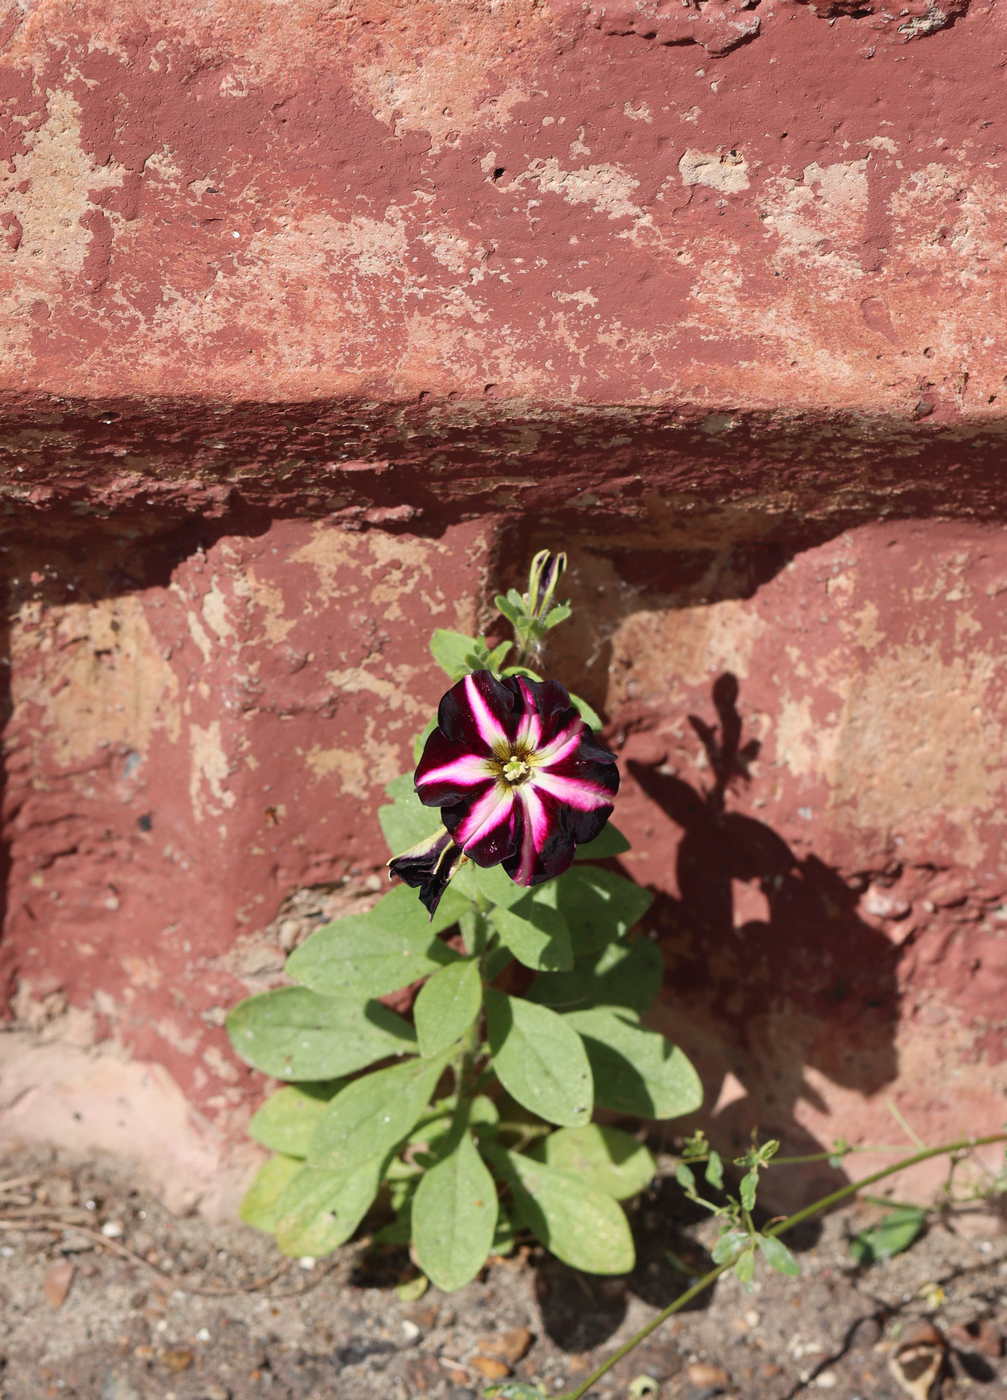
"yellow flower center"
490,745,537,787
502,755,530,784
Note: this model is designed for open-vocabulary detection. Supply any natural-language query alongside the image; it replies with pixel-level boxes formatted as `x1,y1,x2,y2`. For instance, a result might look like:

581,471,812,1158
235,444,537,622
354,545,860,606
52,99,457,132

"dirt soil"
2,1144,1005,1400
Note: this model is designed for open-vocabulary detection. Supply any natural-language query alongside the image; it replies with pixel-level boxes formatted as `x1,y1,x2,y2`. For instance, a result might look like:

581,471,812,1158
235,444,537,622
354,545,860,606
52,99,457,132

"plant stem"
771,1144,911,1165
556,1132,1007,1400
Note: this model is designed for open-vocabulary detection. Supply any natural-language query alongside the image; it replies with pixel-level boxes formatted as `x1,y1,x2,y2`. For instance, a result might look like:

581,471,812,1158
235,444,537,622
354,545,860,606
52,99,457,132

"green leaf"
529,937,662,1015
492,1148,634,1274
711,1228,749,1265
414,959,483,1059
286,884,466,998
533,1125,655,1201
491,1205,519,1256
490,884,573,972
543,602,572,630
430,628,483,679
733,1248,756,1286
379,791,443,855
226,987,415,1080
384,772,415,800
563,1006,703,1119
705,1151,724,1191
494,593,524,626
484,639,514,672
849,1206,927,1265
574,822,632,861
412,1130,498,1291
248,1083,341,1158
569,691,603,729
453,860,527,909
396,1274,429,1302
239,1154,302,1232
739,1168,759,1213
674,1162,696,1194
757,1234,801,1276
272,1159,383,1257
470,1094,500,1128
308,1054,448,1174
555,867,653,952
485,991,592,1127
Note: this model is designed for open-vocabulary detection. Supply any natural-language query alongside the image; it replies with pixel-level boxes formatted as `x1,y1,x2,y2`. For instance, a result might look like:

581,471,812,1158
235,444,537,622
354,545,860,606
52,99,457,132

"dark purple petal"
502,786,578,887
415,726,495,806
436,671,519,756
387,829,463,918
515,676,581,750
442,784,519,867
538,744,620,801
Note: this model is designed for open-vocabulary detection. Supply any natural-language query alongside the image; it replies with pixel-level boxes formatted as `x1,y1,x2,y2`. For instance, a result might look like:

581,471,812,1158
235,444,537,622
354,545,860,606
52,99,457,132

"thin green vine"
555,1132,1007,1400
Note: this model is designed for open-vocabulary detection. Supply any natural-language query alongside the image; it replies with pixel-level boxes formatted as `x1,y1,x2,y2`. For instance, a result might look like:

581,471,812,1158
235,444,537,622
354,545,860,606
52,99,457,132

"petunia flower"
389,671,619,914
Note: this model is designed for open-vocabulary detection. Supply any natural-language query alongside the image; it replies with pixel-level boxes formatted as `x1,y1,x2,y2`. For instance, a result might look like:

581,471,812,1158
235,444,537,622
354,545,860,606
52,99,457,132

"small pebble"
474,1326,533,1364
686,1361,730,1388
469,1355,510,1380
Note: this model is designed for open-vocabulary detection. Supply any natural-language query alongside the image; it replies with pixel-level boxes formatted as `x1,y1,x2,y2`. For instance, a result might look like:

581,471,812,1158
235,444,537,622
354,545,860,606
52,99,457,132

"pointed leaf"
757,1234,801,1276
494,593,524,626
248,1083,342,1158
493,1148,635,1274
453,859,527,909
384,772,416,800
227,987,415,1080
705,1151,724,1191
430,629,484,679
543,603,572,629
563,1006,702,1119
286,884,466,998
574,822,631,861
555,867,653,952
309,1054,448,1173
485,991,592,1127
490,885,573,972
239,1155,302,1232
272,1159,383,1257
711,1228,749,1265
533,1125,655,1201
530,937,662,1014
379,792,444,855
413,1130,498,1291
484,640,514,672
849,1206,927,1264
675,1162,696,1194
569,692,603,729
739,1168,758,1213
414,959,483,1059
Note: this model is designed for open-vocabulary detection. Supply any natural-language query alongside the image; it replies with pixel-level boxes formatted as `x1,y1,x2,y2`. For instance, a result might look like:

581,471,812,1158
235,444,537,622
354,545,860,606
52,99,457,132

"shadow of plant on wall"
532,674,902,1352
631,672,901,1196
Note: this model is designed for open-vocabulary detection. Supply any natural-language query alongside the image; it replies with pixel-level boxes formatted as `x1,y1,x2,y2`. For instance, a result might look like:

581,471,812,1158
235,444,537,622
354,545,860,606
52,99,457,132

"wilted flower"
389,671,619,914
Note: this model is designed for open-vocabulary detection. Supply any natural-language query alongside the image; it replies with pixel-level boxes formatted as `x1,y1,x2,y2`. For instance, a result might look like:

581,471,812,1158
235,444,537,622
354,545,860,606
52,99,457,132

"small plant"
676,1131,801,1285
227,552,702,1290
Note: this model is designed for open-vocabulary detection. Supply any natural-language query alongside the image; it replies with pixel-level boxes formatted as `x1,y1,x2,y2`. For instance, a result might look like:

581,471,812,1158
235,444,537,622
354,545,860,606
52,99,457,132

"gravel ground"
2,1145,1006,1400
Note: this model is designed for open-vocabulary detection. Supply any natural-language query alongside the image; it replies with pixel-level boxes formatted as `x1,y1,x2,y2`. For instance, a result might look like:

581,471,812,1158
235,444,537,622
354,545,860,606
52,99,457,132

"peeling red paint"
1,0,1006,1208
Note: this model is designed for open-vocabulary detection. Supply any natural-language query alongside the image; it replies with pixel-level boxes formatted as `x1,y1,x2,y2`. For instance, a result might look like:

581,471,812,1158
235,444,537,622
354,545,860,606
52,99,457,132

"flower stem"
555,1132,1007,1400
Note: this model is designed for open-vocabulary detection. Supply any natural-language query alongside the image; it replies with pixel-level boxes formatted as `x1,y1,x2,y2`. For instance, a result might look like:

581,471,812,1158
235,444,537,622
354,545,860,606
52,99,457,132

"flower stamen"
501,754,531,784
